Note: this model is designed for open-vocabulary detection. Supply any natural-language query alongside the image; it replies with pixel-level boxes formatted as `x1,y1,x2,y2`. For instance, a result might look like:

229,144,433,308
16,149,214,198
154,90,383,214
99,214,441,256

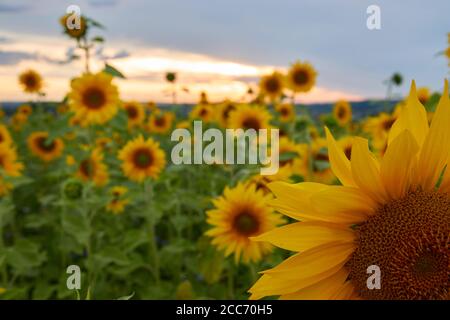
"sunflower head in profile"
275,103,295,122
228,104,272,131
189,104,215,123
333,100,352,126
216,100,238,128
76,149,109,187
417,86,430,105
250,80,450,300
59,14,88,39
259,71,284,101
68,72,119,125
0,125,12,147
0,145,23,177
27,131,64,162
205,183,284,264
122,101,145,128
18,70,43,94
106,186,129,214
147,112,175,134
286,61,317,93
118,135,166,182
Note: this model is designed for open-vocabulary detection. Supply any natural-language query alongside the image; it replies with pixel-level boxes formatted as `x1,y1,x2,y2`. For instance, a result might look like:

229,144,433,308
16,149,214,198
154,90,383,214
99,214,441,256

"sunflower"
147,112,175,134
76,149,109,187
216,100,238,128
11,113,28,131
146,101,158,112
259,71,284,101
298,137,335,184
68,72,119,125
106,186,129,214
118,135,166,182
95,137,113,152
417,87,430,105
364,112,398,141
333,100,352,126
60,14,87,39
17,104,33,117
123,101,145,128
228,104,272,131
0,125,13,147
189,104,215,123
205,182,284,263
176,120,191,130
27,131,64,162
0,177,12,197
286,61,317,93
18,70,43,94
250,81,450,300
0,145,23,177
278,137,304,176
275,103,295,122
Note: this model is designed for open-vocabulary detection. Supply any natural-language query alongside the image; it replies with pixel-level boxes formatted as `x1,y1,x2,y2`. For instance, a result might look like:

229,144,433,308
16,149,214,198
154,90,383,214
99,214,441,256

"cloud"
0,50,35,65
88,0,119,7
0,3,30,13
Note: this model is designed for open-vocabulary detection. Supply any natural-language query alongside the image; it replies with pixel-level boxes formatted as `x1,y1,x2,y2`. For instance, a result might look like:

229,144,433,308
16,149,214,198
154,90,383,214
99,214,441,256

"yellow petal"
351,137,388,204
381,129,419,199
262,242,355,280
325,127,355,187
389,80,429,147
252,221,355,252
280,268,349,300
310,186,375,223
249,261,346,299
330,281,355,300
418,79,450,190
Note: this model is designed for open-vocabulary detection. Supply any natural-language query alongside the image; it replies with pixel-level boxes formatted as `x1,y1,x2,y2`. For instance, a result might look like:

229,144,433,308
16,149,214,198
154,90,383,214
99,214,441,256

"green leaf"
92,36,104,43
62,212,90,246
103,63,126,79
279,151,299,162
6,239,46,274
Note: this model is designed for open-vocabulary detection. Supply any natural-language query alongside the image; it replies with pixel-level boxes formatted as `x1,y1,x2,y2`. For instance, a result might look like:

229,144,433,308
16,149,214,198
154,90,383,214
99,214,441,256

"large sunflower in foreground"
250,81,450,300
259,71,284,101
27,131,64,162
206,183,284,264
228,104,272,131
76,149,109,187
286,61,317,93
18,70,43,94
68,72,119,125
118,135,166,182
0,145,23,177
333,100,352,126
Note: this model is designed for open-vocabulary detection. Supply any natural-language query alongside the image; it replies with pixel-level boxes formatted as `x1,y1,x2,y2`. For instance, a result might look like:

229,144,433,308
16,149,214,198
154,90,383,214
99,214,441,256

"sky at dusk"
0,0,449,103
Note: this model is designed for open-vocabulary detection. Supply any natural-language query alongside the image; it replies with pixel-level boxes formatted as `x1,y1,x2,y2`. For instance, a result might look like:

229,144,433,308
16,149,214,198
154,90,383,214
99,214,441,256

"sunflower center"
242,117,261,131
133,148,154,168
0,134,4,143
337,107,347,119
265,78,281,93
233,211,259,236
293,70,308,85
25,75,37,88
80,159,95,178
199,108,208,117
155,116,166,127
383,118,396,131
82,87,106,110
346,189,449,300
126,106,138,119
37,137,56,152
280,108,289,116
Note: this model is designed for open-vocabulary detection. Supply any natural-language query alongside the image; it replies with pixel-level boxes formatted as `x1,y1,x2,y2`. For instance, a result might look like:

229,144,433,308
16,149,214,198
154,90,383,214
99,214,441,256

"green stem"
227,261,235,299
144,180,160,285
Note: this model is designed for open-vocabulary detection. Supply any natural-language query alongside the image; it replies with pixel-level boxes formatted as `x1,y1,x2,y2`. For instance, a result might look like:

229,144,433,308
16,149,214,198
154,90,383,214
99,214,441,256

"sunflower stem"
144,180,160,285
227,261,235,299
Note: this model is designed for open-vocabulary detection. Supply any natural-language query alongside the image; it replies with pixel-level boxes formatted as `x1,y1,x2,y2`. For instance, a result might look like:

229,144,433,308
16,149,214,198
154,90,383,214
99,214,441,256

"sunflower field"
0,13,449,301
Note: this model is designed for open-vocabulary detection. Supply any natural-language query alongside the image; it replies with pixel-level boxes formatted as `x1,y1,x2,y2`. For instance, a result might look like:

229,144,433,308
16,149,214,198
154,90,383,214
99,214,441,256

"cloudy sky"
0,0,448,103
